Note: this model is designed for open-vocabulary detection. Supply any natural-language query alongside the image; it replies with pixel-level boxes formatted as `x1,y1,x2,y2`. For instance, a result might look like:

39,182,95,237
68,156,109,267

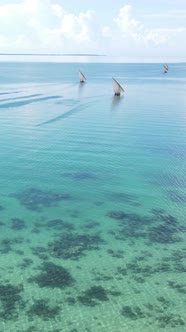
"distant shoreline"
0,53,106,57
0,54,185,63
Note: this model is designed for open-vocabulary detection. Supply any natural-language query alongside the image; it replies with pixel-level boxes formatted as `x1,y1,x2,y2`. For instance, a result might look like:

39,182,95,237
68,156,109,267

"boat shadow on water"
78,81,86,98
111,94,124,111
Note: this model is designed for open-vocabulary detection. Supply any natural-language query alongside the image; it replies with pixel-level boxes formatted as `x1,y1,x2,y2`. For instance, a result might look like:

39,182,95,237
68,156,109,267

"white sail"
163,64,168,73
79,70,86,82
112,78,125,95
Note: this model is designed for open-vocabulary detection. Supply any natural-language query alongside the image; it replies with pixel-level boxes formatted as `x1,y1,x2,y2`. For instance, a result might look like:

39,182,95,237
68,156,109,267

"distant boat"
163,64,169,73
112,78,125,96
79,70,86,83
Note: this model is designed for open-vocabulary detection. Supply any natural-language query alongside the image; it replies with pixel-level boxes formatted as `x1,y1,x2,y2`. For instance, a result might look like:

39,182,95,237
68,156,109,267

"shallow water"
0,61,186,332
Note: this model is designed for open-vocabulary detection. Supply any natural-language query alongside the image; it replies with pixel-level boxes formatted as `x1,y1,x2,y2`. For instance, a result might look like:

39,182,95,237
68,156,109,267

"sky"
0,0,186,61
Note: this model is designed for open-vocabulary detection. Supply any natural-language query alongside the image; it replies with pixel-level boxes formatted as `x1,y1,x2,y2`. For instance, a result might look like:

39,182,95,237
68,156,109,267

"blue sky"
0,0,186,61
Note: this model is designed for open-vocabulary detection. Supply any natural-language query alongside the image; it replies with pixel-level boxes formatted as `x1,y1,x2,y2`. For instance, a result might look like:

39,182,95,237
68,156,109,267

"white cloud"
103,5,166,45
146,10,186,19
114,5,143,37
59,10,95,43
143,31,167,46
101,4,186,56
0,1,185,58
102,26,111,38
0,0,97,53
51,4,64,18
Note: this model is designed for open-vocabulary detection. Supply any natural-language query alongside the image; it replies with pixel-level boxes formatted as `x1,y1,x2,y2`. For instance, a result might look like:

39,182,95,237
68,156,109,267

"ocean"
0,59,185,332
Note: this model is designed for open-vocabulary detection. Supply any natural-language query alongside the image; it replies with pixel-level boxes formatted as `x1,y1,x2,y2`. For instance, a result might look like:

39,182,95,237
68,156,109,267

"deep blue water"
0,61,185,332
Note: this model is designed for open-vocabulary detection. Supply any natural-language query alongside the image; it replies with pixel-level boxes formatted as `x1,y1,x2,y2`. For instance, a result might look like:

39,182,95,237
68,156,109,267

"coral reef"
157,314,185,328
0,283,23,319
106,192,139,206
18,258,33,269
12,188,72,211
27,299,60,319
148,224,181,243
46,219,74,231
120,301,186,328
107,209,183,244
78,286,109,307
30,262,74,288
121,306,145,320
168,280,186,294
48,233,104,259
83,219,100,230
167,190,186,203
63,171,97,180
32,246,48,260
65,297,76,305
11,218,26,230
107,211,128,220
0,236,24,254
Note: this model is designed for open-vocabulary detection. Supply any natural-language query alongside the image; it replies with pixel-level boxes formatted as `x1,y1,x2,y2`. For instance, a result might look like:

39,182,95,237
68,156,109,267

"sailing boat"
163,64,169,73
112,78,125,96
79,70,86,83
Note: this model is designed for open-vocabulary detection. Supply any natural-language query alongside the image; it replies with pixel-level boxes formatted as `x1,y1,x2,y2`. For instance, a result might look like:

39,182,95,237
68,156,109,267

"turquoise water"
0,61,186,332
